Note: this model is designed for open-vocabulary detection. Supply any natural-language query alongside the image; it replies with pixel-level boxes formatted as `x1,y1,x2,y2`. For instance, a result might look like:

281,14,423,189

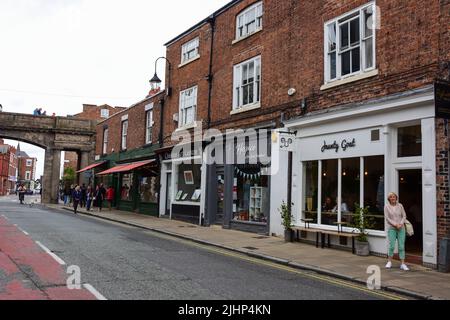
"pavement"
0,196,403,300
43,202,450,300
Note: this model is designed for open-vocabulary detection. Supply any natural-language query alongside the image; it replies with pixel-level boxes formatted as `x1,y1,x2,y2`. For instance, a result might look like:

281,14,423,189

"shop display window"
121,173,133,201
321,159,338,226
175,164,201,202
139,176,157,203
302,161,319,224
398,125,422,158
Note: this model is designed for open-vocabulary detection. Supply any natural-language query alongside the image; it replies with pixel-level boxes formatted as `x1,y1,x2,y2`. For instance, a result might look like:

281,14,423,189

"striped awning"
77,161,107,173
96,160,156,176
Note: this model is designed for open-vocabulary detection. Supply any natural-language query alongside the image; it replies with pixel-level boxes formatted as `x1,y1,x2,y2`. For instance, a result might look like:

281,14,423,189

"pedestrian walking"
86,186,93,211
72,185,82,214
106,186,115,211
63,185,71,206
94,184,106,212
385,192,409,271
69,184,75,204
80,184,87,208
18,185,26,204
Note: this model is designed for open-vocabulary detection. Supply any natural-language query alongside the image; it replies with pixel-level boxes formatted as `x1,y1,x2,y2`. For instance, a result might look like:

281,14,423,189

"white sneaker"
400,264,410,271
385,261,392,269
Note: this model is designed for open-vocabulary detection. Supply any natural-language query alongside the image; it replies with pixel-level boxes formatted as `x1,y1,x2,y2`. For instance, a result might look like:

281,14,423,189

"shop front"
271,87,438,267
205,129,272,234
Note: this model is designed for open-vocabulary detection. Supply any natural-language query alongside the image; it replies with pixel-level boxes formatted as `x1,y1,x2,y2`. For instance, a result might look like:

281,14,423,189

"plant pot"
284,229,294,242
355,240,370,256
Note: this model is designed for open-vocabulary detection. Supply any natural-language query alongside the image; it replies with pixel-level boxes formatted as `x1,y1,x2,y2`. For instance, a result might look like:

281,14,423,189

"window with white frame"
25,171,31,180
103,128,109,154
100,109,110,119
121,120,128,150
145,109,154,144
181,37,199,64
233,56,261,110
236,2,263,40
325,3,376,82
26,159,32,167
179,86,197,127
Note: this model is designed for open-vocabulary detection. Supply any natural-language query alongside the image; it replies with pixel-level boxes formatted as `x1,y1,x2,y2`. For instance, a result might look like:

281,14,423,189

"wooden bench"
292,226,359,254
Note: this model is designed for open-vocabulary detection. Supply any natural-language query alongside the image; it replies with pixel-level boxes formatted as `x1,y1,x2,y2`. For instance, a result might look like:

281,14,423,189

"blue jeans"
64,195,69,205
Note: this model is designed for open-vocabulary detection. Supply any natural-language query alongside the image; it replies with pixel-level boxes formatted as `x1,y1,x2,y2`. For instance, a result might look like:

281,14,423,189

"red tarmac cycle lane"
0,216,96,300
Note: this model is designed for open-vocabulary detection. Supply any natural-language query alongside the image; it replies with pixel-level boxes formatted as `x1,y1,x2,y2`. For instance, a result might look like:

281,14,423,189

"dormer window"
236,2,263,40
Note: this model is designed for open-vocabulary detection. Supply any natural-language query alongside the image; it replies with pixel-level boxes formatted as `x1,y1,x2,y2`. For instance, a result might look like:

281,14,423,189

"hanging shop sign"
275,131,296,152
321,138,356,153
435,81,450,119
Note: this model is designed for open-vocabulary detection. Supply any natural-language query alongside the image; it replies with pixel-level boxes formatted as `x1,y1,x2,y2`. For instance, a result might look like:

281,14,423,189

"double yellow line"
145,230,408,301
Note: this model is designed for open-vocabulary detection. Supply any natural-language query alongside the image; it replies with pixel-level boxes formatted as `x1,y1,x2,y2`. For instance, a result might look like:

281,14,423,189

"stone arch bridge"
0,112,97,204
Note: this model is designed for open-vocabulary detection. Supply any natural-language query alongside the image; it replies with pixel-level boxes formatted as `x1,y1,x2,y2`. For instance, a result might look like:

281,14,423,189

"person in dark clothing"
80,184,87,208
94,184,107,212
72,185,82,214
18,185,26,204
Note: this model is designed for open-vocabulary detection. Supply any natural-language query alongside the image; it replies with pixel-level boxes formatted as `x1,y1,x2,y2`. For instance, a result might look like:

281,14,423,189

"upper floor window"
181,37,199,64
121,120,128,150
26,159,32,167
325,3,376,83
145,104,154,144
100,109,110,119
103,128,109,155
179,86,197,127
233,56,261,110
25,171,31,180
236,2,263,40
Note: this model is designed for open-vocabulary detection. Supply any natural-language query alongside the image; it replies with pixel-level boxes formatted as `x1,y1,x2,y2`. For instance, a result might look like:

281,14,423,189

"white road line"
13,224,30,236
35,241,66,265
83,284,107,300
1,214,8,220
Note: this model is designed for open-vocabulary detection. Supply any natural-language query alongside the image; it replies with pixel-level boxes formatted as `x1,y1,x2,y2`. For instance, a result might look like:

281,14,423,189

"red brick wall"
95,93,163,156
18,157,36,181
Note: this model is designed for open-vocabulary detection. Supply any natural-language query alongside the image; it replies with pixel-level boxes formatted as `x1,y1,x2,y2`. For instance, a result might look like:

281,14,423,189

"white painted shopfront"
270,87,438,266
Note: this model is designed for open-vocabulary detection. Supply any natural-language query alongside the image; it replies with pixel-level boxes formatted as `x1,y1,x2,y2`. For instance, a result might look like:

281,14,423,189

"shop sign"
435,81,450,119
278,132,296,152
321,138,356,153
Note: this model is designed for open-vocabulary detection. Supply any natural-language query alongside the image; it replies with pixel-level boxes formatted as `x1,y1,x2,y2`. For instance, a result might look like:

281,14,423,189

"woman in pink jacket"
385,192,409,271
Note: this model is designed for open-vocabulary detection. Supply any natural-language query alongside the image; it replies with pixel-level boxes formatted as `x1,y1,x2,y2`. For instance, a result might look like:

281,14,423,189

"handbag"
405,220,414,237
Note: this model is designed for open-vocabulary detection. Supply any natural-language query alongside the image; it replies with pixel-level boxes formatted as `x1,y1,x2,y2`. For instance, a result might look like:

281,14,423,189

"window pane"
328,23,336,52
176,164,202,202
329,52,337,79
303,161,318,224
350,18,360,45
121,173,133,201
341,158,360,225
321,159,338,226
139,176,157,203
351,48,360,73
340,23,349,49
364,38,374,69
398,125,422,157
364,6,374,37
364,156,385,231
341,51,351,75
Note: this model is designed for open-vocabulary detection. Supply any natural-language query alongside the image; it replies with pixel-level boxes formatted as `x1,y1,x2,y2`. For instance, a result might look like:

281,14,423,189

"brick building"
0,139,18,196
150,0,450,268
17,144,37,187
87,90,164,215
64,104,126,172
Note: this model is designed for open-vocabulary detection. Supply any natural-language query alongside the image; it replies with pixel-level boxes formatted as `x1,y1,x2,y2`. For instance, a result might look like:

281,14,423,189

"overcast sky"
0,0,228,178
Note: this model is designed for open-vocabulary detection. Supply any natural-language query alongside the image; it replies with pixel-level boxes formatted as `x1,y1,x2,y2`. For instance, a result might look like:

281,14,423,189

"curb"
49,205,437,301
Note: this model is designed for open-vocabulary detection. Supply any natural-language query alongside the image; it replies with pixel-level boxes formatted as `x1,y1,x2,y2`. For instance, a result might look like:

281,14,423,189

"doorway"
398,169,423,257
216,168,225,225
165,172,172,216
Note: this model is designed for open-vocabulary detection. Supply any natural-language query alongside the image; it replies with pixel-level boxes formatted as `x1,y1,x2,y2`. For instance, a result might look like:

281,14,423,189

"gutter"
206,15,216,129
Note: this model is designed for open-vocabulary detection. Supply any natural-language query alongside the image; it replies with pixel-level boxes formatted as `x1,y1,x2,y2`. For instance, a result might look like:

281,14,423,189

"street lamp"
150,57,172,96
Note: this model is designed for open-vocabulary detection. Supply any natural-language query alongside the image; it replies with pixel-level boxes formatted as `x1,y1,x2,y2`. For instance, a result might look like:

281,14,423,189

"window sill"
175,122,197,131
232,28,263,45
172,200,201,206
178,55,201,68
230,103,261,115
320,69,379,91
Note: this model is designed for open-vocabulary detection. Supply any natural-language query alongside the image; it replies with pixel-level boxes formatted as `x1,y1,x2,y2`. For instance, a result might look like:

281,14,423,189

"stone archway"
0,112,97,204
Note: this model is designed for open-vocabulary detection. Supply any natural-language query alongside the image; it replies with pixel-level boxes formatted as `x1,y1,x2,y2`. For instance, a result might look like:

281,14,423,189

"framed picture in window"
184,171,194,185
175,190,183,201
191,189,201,201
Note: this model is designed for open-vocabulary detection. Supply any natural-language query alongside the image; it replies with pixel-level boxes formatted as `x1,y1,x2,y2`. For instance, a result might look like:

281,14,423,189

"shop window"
233,164,269,223
302,161,319,224
321,159,338,226
121,173,133,201
341,158,360,225
364,156,385,231
175,164,201,202
139,176,157,203
398,125,422,158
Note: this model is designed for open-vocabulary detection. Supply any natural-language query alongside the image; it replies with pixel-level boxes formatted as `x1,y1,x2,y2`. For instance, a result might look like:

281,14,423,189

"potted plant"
279,201,294,242
351,205,375,256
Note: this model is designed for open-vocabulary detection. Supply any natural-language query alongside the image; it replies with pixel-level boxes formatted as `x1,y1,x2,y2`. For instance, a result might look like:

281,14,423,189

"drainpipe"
206,14,216,129
157,96,165,218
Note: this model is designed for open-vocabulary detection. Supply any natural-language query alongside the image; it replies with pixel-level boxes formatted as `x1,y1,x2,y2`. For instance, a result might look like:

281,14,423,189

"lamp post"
150,57,172,97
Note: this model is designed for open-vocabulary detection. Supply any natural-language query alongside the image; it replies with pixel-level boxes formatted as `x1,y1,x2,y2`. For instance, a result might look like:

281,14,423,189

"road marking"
145,230,407,300
35,241,66,266
83,284,107,300
13,224,30,236
1,214,9,220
